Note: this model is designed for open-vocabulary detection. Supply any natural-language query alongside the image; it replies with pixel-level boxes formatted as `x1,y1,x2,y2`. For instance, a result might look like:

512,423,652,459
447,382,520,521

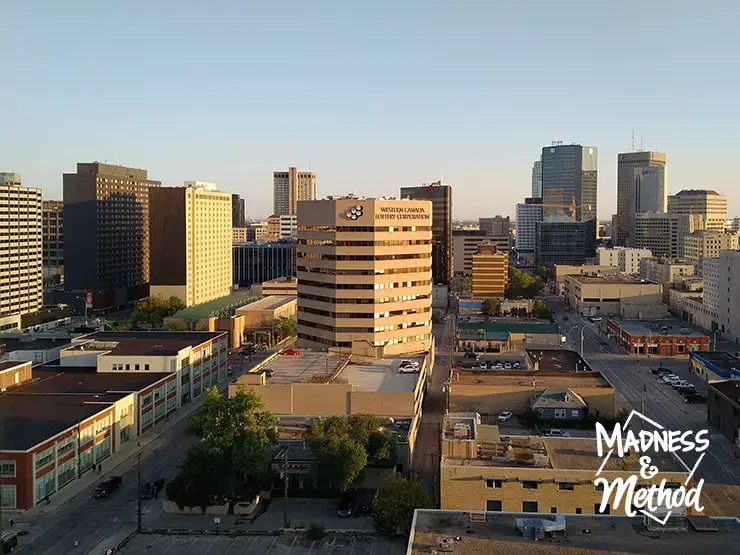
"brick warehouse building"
0,331,227,510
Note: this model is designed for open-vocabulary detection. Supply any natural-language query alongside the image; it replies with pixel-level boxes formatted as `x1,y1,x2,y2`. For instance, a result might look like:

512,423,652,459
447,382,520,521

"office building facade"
541,144,598,222
615,151,667,246
682,231,739,271
471,244,508,297
668,189,727,232
149,187,232,307
63,163,160,309
453,231,509,276
401,182,453,285
231,193,246,227
535,219,597,267
296,197,433,355
233,240,296,288
515,198,543,255
42,200,64,279
633,212,690,259
273,167,316,215
596,247,652,275
719,250,740,343
531,159,542,198
0,174,43,329
479,216,510,237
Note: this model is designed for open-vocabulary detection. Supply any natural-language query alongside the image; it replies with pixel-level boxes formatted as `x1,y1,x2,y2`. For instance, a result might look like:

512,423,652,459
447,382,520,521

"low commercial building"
251,276,298,297
408,510,740,555
456,320,561,352
564,274,664,318
0,331,226,511
689,351,740,382
669,289,716,332
235,295,297,329
471,244,508,297
640,257,696,285
232,227,249,243
596,247,652,274
439,416,687,514
708,380,740,445
552,264,620,296
608,318,710,355
0,336,73,365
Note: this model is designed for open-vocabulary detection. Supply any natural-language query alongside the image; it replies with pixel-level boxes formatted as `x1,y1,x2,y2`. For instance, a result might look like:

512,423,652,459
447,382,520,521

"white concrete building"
596,247,652,274
718,251,740,343
515,200,543,254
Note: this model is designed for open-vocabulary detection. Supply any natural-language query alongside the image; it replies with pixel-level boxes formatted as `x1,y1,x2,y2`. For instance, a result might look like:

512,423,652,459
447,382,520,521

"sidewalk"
6,362,244,524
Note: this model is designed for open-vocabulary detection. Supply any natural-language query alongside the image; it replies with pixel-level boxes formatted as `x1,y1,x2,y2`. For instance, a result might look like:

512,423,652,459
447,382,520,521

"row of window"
485,500,610,514
111,361,151,371
299,292,431,305
298,225,432,233
299,239,430,247
486,479,682,490
300,279,431,291
298,318,429,334
297,265,429,276
298,252,431,261
299,305,430,319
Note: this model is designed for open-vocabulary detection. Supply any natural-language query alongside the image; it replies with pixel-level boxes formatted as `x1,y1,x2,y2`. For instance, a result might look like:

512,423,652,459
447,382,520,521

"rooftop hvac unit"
453,422,471,439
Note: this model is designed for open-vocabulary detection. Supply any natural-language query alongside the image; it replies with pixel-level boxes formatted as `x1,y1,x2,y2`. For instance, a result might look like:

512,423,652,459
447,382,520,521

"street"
546,292,740,515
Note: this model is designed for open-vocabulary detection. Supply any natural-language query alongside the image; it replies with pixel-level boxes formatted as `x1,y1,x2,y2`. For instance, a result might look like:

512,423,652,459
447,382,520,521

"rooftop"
526,349,593,372
458,321,560,341
243,350,346,384
339,356,424,392
567,274,658,285
0,360,29,372
692,351,740,371
0,366,170,451
451,370,608,388
612,319,708,338
172,291,260,320
67,330,225,356
709,380,740,405
443,435,683,472
0,336,73,353
409,511,740,555
236,295,296,312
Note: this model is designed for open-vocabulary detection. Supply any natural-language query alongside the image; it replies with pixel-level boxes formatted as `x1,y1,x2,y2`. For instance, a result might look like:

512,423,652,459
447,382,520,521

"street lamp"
566,326,585,358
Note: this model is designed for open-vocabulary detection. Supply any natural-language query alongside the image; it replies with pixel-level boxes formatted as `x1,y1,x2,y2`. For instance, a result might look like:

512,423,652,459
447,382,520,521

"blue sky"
3,1,739,219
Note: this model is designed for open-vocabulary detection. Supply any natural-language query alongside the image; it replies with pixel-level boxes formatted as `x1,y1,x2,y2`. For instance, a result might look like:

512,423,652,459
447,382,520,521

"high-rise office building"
616,151,667,246
149,187,232,307
471,243,508,297
232,193,246,227
63,162,161,308
0,173,43,328
479,216,510,237
400,181,452,285
633,212,690,259
668,189,727,232
541,144,598,223
233,240,296,288
531,159,542,198
273,167,316,215
296,197,433,355
535,218,597,267
453,230,510,276
515,198,543,256
42,200,64,279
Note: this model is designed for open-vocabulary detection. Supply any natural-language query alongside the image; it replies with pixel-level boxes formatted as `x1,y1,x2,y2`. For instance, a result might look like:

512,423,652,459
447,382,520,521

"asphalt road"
545,293,740,513
17,349,275,555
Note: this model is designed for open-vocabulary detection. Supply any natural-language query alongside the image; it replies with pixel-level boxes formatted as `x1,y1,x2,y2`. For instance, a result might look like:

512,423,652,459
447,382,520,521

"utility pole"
137,453,142,532
580,328,584,358
283,447,289,528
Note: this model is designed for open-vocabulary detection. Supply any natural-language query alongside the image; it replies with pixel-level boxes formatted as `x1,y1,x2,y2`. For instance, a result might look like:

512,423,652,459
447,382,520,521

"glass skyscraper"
541,144,598,223
232,240,296,287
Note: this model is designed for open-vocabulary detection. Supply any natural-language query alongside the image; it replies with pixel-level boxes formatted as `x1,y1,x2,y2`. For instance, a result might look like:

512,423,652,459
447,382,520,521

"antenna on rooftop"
631,131,635,152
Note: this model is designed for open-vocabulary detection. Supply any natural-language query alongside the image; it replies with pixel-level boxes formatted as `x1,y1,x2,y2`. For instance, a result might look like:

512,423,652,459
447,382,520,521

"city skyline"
2,2,739,219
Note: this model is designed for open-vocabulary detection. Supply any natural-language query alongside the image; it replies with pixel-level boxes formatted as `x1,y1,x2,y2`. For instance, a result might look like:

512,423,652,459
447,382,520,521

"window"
0,485,16,509
125,364,130,370
594,482,604,492
35,446,55,470
522,501,539,513
0,460,15,478
135,364,140,371
522,481,538,489
576,507,582,514
486,500,502,511
145,364,150,371
486,479,502,489
595,503,610,514
550,507,557,513
558,482,575,491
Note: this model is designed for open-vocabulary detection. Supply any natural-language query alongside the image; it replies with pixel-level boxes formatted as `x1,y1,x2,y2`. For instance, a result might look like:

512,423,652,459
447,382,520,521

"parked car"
588,316,603,323
492,363,503,370
1,531,18,554
683,392,707,403
661,374,679,384
672,380,691,389
140,478,165,500
651,367,671,375
512,361,521,369
337,492,354,517
94,476,123,498
454,361,464,367
464,352,479,360
498,411,513,422
283,349,301,356
542,429,570,438
400,360,420,368
503,362,512,369
398,363,417,374
478,363,488,369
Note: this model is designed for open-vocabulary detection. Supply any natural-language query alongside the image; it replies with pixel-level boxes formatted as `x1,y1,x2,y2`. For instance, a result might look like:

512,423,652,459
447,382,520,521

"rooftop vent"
515,514,566,540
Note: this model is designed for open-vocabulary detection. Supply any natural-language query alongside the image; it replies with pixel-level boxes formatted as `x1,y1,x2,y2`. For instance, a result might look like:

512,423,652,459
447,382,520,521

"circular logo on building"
341,205,363,220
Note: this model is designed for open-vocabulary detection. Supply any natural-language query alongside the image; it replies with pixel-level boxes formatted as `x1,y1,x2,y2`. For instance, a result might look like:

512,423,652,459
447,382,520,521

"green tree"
163,319,188,331
535,266,554,283
506,266,544,299
105,320,133,331
131,296,185,329
273,317,297,340
532,299,552,320
372,475,432,535
482,297,501,318
461,276,472,294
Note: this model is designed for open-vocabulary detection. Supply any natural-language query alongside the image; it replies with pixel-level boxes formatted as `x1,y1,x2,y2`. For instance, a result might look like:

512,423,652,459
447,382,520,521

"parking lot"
121,533,406,554
455,354,524,370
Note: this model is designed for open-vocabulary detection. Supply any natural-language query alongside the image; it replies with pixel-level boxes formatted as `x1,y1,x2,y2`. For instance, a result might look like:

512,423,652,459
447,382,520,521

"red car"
283,349,301,356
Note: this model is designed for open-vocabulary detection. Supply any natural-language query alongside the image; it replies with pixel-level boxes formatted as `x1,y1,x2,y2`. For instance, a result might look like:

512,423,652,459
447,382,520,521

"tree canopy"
167,387,277,509
482,298,502,318
506,266,545,299
131,296,185,329
273,317,297,339
372,474,432,535
532,299,552,320
304,414,395,492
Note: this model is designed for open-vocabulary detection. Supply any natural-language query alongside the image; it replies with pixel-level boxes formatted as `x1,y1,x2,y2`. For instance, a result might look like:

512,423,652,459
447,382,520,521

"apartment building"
515,198,543,257
296,197,433,356
471,244,508,297
0,173,43,331
267,214,298,240
453,231,510,276
682,230,738,271
668,189,727,232
42,200,64,279
596,247,652,274
233,227,249,243
273,167,316,216
63,162,161,309
633,212,690,258
401,182,453,285
149,187,232,307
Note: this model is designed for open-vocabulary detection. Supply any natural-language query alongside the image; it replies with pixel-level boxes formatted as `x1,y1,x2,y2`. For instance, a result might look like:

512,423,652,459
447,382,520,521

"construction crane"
536,196,594,220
